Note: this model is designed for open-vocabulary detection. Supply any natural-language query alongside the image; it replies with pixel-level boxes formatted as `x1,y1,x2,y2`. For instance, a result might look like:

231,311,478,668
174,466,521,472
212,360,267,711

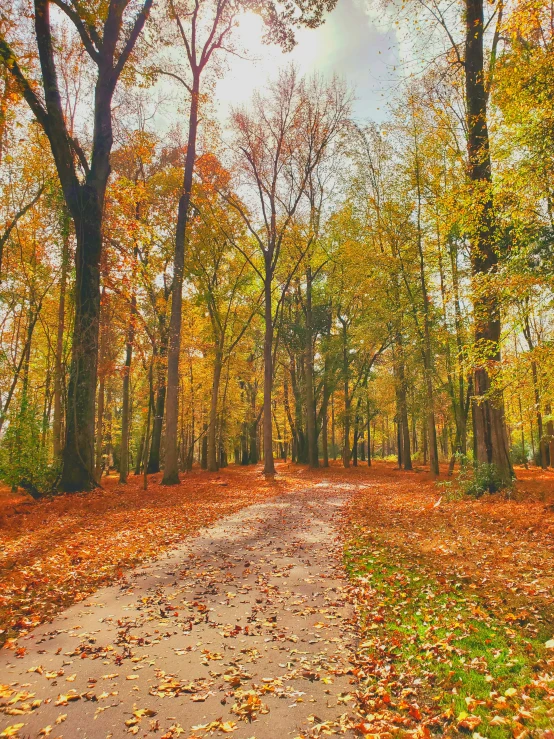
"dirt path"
0,485,360,739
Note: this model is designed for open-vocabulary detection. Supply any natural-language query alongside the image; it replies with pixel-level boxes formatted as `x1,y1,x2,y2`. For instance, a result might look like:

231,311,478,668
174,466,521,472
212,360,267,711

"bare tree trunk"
163,74,199,485
331,393,336,460
465,0,512,486
94,290,107,482
352,410,360,467
207,346,223,472
367,405,372,467
148,334,167,473
322,405,329,467
201,423,208,470
143,363,153,490
94,370,105,483
134,428,145,476
522,314,547,468
545,403,553,467
395,336,412,471
119,294,136,483
412,131,439,477
60,201,103,491
341,320,350,468
532,360,547,468
263,272,275,474
53,220,69,459
305,267,318,468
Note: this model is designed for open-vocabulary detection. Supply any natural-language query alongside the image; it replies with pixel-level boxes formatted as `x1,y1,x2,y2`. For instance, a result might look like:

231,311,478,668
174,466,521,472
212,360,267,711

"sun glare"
235,11,265,54
214,11,319,112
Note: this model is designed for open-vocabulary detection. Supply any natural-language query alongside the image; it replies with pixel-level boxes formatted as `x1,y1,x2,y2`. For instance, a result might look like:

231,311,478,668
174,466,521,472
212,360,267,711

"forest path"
0,483,361,739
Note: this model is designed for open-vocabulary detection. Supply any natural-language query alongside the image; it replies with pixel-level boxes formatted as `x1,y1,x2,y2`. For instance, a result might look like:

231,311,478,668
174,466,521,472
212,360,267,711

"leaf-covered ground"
1,461,553,738
0,467,304,648
1,483,359,739
345,463,554,738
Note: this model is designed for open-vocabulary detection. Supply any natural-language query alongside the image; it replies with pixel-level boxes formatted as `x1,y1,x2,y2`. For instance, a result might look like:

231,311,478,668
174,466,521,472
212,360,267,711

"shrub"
456,461,511,498
510,441,530,466
0,402,59,497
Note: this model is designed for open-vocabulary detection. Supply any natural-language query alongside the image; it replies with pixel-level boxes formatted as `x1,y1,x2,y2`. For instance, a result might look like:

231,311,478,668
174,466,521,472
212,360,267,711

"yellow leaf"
0,725,25,738
133,708,157,718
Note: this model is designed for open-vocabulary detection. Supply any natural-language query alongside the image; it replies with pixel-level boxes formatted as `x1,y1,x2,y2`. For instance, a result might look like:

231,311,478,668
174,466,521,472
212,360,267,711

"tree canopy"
0,0,553,496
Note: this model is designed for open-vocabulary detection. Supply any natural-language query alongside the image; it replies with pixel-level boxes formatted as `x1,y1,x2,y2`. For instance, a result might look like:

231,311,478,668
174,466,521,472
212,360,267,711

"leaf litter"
1,461,553,738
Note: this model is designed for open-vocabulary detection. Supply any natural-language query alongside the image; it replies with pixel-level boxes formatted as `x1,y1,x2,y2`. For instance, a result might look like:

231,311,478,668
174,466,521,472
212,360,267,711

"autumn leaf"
0,726,25,738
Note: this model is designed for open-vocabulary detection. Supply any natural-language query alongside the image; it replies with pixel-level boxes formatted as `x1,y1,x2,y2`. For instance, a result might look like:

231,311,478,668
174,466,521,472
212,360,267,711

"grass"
345,529,554,737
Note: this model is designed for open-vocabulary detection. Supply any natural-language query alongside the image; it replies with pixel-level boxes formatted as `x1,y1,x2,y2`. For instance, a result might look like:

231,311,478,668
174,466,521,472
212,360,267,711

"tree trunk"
94,375,105,481
162,74,200,485
249,395,259,464
449,237,468,459
119,294,136,483
263,271,275,474
545,403,553,467
148,342,167,473
60,196,103,491
201,423,208,470
0,308,41,434
241,422,249,465
134,426,145,475
104,383,113,475
320,315,332,468
465,0,513,486
396,411,403,469
531,360,547,468
143,363,154,489
412,126,439,477
305,267,318,468
425,376,439,476
331,393,336,460
94,288,107,482
52,220,69,459
207,346,223,472
341,320,350,468
322,404,329,467
367,407,372,467
395,337,412,471
352,413,359,467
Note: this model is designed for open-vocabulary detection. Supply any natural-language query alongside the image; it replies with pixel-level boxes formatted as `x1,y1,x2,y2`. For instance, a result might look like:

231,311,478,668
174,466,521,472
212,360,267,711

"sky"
213,0,402,124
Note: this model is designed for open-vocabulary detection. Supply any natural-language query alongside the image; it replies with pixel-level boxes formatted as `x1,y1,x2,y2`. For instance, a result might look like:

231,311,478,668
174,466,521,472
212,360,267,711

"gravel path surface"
1,485,359,739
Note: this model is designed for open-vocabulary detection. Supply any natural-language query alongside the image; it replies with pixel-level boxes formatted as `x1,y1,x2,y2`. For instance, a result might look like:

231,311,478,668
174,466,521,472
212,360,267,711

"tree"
186,180,260,471
224,70,349,474
159,0,338,484
464,0,512,484
0,0,153,490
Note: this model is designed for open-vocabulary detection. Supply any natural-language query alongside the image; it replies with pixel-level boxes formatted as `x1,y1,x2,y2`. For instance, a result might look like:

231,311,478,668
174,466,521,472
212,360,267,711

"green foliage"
345,532,553,738
457,461,512,498
0,402,59,497
510,441,529,466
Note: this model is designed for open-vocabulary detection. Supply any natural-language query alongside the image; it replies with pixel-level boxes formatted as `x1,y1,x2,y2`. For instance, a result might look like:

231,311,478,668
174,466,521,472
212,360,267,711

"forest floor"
0,462,553,738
